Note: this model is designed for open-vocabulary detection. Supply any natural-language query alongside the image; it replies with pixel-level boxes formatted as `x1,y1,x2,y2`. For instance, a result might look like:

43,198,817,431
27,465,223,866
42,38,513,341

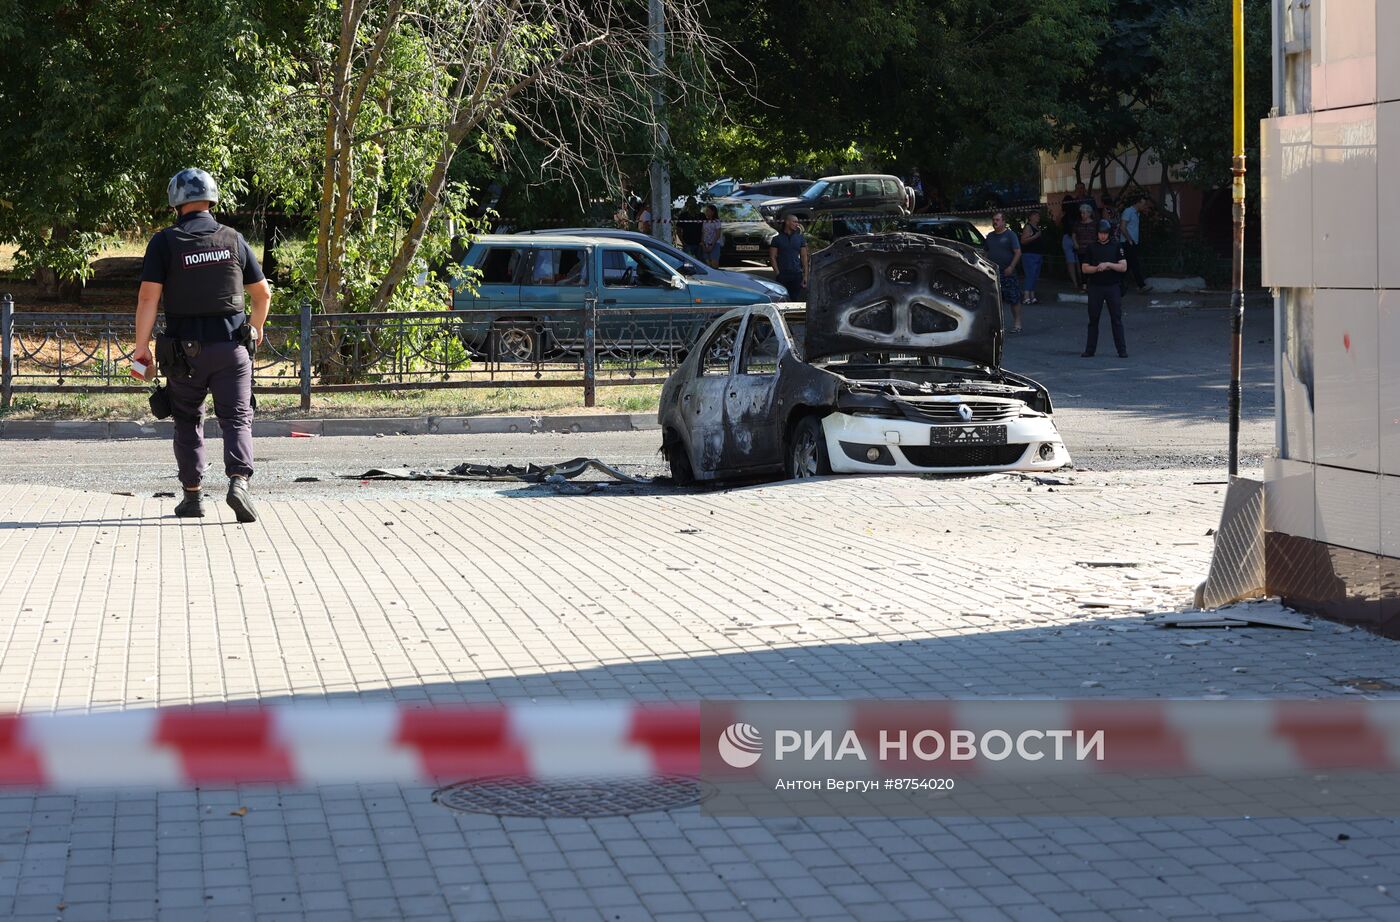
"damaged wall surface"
1259,0,1400,634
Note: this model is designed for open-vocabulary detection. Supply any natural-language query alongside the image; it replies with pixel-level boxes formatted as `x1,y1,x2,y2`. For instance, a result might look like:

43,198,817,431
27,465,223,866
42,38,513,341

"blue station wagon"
452,235,774,361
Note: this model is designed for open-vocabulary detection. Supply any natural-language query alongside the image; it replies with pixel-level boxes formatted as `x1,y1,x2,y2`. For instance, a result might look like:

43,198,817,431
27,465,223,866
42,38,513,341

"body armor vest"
160,223,245,317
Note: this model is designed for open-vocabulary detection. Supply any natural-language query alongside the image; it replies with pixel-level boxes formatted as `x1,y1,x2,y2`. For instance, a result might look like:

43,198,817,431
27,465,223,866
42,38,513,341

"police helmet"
167,168,220,208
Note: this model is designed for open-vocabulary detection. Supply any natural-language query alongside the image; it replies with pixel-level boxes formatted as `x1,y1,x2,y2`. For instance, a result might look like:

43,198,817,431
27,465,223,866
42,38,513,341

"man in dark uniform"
1079,219,1129,358
768,215,809,300
131,168,271,522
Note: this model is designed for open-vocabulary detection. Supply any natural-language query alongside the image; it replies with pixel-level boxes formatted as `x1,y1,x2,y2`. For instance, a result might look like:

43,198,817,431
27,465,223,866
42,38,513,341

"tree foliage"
686,0,1108,193
0,0,287,296
251,0,726,314
1144,0,1272,190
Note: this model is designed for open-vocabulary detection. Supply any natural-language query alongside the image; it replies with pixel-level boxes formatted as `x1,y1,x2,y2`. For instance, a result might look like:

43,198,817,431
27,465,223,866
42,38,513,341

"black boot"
226,477,257,523
174,490,205,518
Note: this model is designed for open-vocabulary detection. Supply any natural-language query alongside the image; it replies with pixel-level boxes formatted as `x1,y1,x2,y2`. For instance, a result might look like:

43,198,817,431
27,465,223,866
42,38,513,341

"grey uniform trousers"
167,341,254,489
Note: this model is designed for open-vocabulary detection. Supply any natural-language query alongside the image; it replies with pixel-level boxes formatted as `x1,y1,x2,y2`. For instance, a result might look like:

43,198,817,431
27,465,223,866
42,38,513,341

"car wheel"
664,433,695,485
786,415,831,480
496,324,537,363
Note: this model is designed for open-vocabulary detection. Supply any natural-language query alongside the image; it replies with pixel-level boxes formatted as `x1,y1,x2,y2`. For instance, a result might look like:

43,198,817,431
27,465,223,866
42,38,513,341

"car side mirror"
670,275,686,290
678,263,698,276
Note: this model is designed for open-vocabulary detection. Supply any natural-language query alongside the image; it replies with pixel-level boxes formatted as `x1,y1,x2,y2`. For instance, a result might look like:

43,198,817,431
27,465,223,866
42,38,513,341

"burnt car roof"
803,233,1002,367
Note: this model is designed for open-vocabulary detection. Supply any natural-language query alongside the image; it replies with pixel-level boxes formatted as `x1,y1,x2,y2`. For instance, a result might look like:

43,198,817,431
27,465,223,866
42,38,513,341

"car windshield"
799,180,829,201
639,238,691,270
913,222,986,248
716,202,766,222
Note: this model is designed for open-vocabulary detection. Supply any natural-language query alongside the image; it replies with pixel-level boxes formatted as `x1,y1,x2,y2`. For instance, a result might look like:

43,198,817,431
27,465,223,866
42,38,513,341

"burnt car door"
723,311,786,472
678,314,743,475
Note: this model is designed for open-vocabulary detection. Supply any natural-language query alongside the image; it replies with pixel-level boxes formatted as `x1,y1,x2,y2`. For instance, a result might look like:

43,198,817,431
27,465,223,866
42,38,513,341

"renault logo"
957,404,974,422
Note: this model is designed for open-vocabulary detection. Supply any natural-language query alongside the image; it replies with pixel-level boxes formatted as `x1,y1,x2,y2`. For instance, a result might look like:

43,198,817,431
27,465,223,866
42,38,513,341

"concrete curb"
0,413,661,441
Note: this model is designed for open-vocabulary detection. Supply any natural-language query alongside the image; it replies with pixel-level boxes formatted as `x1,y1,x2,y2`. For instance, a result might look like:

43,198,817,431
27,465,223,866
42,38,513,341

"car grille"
901,444,1029,468
897,400,1020,423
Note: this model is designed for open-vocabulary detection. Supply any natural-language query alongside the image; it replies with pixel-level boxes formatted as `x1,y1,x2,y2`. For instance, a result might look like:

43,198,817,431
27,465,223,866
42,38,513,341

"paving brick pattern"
0,470,1397,920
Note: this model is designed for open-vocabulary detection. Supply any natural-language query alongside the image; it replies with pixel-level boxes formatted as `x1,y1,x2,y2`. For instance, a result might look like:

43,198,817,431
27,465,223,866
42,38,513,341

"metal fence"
0,295,723,410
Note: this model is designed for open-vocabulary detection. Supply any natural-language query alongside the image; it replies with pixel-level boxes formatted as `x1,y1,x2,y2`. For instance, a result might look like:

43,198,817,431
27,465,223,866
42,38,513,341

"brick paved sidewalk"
0,470,1397,921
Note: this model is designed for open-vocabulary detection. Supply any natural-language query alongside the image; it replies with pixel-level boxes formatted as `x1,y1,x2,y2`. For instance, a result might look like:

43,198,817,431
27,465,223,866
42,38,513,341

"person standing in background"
1059,194,1081,290
677,198,704,259
768,214,809,300
1072,202,1098,290
1079,219,1130,358
1119,193,1152,292
1019,210,1046,305
701,204,723,268
984,211,1023,333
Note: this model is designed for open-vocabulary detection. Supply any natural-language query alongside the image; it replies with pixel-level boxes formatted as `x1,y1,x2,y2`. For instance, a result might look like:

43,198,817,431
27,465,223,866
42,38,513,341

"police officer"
1079,219,1130,358
131,169,270,522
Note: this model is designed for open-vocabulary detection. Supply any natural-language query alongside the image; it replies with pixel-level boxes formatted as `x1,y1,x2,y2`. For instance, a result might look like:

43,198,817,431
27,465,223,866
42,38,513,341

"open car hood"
803,233,1002,367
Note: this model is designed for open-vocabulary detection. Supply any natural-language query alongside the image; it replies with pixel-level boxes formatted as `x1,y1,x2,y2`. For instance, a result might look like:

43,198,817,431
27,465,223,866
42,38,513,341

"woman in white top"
700,204,723,267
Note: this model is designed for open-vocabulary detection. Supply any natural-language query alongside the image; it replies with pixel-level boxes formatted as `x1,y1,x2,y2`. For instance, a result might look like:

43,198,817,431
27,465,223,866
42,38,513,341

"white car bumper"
821,411,1071,474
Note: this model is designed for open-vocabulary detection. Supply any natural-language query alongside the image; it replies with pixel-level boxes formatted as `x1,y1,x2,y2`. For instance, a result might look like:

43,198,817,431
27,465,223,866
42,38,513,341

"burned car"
658,233,1070,481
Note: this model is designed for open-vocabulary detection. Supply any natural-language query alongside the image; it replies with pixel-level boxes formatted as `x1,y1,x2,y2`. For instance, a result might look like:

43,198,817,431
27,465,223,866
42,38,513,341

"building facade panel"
1382,0,1400,102
1378,102,1400,286
1314,465,1380,555
1382,290,1400,476
1383,475,1400,558
1265,0,1396,633
1265,457,1317,539
1310,0,1376,109
1261,115,1315,288
1278,288,1316,462
1311,288,1380,471
1310,106,1377,289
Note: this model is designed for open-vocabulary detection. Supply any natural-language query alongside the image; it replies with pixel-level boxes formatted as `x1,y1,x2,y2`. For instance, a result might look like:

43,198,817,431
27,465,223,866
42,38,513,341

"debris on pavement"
293,476,320,483
289,431,318,438
1151,607,1313,631
1017,474,1074,486
342,457,648,485
153,491,175,498
1154,612,1250,628
1331,678,1400,692
111,491,135,497
1077,560,1140,568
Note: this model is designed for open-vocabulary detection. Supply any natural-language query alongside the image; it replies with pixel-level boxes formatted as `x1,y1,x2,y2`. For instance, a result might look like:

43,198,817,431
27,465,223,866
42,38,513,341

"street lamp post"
1227,0,1246,477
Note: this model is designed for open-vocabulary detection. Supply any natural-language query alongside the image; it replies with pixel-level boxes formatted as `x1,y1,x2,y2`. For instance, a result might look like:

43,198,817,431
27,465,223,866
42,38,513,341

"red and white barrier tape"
0,703,698,788
1,700,1398,789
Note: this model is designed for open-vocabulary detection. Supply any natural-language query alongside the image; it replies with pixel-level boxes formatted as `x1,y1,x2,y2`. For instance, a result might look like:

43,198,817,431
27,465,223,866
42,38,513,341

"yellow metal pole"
1228,0,1246,476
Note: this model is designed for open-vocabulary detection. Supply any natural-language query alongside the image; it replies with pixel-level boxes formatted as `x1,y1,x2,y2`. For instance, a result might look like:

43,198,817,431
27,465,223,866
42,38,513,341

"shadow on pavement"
998,300,1274,424
238,611,1361,707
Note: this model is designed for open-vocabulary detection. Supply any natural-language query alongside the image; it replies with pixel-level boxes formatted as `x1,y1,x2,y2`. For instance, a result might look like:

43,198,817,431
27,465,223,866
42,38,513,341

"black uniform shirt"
1082,238,1126,287
141,210,265,342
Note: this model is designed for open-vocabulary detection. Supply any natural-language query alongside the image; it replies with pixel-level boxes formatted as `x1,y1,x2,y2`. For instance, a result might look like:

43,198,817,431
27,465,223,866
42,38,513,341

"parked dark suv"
758,174,908,224
733,178,815,202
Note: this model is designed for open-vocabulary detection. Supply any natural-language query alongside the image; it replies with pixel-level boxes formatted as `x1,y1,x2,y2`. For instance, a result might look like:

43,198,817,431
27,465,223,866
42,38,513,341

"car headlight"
757,279,787,298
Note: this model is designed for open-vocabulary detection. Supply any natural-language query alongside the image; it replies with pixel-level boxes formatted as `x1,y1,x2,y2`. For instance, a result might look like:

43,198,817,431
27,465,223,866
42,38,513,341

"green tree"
253,0,725,315
1144,0,1272,191
687,0,1107,195
1045,0,1184,195
0,0,288,298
